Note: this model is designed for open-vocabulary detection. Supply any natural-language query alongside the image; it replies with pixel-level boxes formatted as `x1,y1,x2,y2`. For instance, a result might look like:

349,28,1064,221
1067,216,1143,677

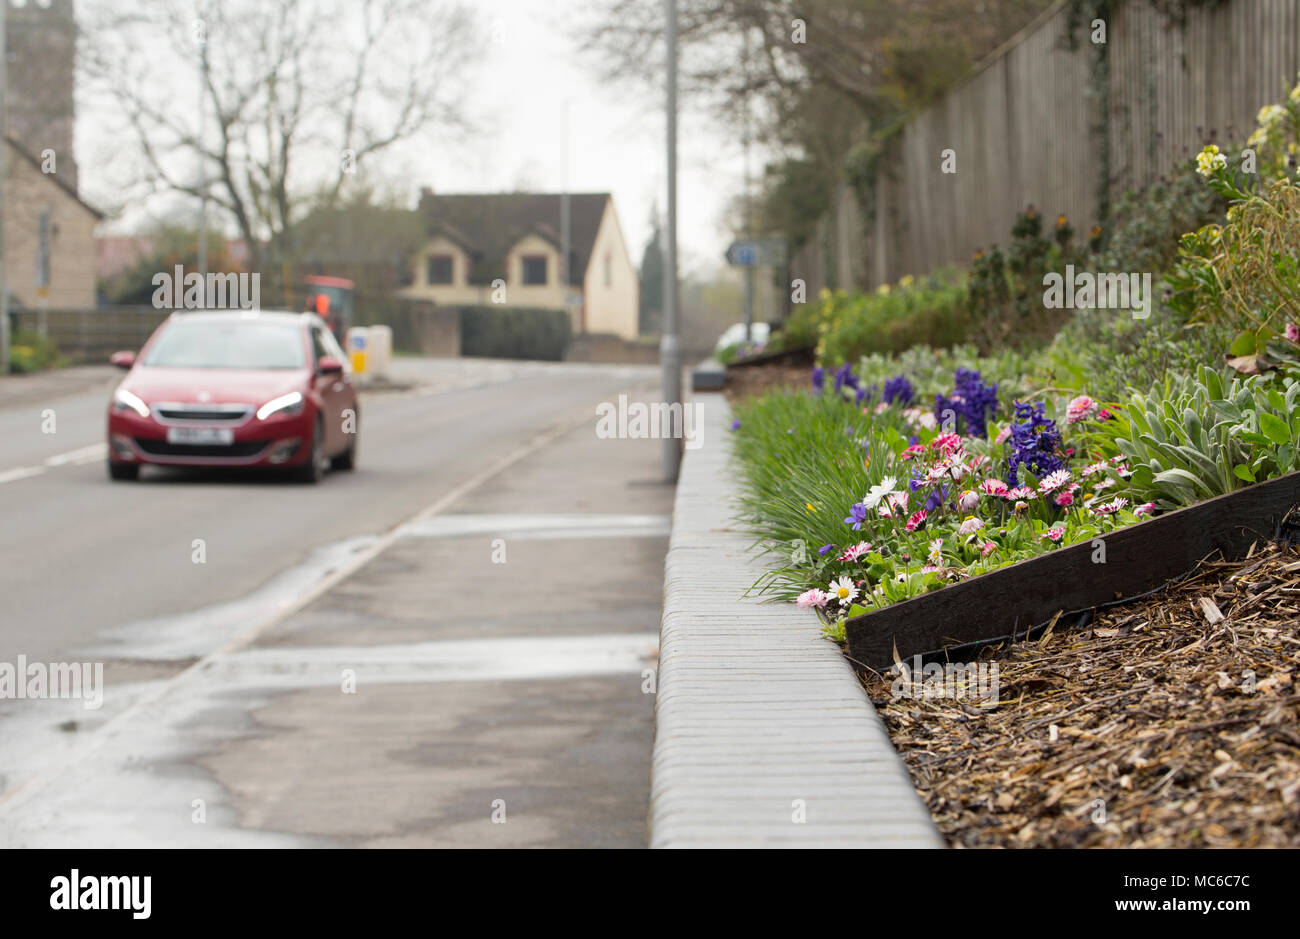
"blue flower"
844,502,868,530
730,419,741,431
832,363,860,397
882,374,915,406
811,366,825,393
818,544,834,556
1006,400,1064,485
934,368,998,438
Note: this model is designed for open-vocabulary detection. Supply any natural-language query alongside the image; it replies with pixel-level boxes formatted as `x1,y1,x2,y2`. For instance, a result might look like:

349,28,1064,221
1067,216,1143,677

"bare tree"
80,0,480,276
577,0,1053,142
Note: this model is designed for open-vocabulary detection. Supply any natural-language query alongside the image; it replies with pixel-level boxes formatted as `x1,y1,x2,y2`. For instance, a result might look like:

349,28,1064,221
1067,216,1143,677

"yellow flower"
899,274,915,289
805,502,817,513
876,283,891,296
1195,144,1226,177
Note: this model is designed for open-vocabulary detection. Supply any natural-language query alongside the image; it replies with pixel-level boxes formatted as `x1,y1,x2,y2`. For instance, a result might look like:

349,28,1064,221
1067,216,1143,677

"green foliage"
1165,178,1300,366
968,207,1083,350
457,307,572,361
1090,158,1228,277
1100,365,1300,509
784,277,970,366
7,330,66,373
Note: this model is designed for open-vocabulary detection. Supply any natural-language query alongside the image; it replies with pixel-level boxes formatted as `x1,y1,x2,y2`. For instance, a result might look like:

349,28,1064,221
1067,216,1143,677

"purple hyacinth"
832,363,860,397
1006,400,1065,486
934,368,998,438
811,366,825,393
882,374,915,406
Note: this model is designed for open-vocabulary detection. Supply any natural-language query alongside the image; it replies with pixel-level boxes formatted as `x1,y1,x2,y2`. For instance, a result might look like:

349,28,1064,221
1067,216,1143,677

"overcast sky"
76,0,750,279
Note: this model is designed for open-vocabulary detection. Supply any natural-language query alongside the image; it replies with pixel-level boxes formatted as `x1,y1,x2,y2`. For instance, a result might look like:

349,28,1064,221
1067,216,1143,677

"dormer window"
427,254,454,285
521,255,548,286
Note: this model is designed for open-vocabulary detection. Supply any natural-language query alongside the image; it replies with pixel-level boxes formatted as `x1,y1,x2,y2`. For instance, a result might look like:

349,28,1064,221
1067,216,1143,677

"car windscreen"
143,320,306,369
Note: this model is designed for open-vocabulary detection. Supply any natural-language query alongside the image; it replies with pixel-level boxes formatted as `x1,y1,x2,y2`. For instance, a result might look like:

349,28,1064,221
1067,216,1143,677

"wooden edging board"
844,470,1300,671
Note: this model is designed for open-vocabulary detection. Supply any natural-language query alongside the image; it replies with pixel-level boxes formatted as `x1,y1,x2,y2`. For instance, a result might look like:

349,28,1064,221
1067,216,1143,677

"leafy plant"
7,331,66,373
1104,365,1300,509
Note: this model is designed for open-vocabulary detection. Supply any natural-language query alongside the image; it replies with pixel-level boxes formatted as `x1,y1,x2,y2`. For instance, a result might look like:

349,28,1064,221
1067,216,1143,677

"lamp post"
0,1,9,375
660,0,681,483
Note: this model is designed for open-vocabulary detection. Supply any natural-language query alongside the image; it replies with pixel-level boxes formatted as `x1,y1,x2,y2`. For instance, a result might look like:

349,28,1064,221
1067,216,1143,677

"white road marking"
44,443,107,466
0,442,107,484
0,466,44,485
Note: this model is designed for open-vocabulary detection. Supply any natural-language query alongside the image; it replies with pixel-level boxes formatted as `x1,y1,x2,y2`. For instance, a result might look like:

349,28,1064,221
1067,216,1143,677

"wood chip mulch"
722,364,811,405
860,541,1300,848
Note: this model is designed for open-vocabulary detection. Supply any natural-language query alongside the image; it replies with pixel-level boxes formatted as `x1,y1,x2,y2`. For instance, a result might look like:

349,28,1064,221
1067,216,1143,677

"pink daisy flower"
1092,497,1129,516
1067,395,1099,424
900,444,926,461
837,541,874,562
1040,524,1067,543
1081,461,1108,478
930,432,962,453
1288,322,1300,343
1038,469,1071,494
905,509,928,532
1006,486,1035,500
981,541,997,557
796,588,829,609
1134,502,1156,516
1053,491,1074,507
980,479,1009,497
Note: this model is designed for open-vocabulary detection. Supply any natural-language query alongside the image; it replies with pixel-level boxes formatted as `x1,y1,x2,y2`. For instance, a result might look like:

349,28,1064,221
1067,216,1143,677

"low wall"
566,332,659,364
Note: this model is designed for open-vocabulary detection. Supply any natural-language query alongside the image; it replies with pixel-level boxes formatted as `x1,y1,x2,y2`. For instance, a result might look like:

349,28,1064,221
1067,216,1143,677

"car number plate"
166,427,234,445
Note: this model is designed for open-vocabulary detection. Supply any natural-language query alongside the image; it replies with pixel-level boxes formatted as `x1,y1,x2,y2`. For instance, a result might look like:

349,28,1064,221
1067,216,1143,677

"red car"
106,311,359,483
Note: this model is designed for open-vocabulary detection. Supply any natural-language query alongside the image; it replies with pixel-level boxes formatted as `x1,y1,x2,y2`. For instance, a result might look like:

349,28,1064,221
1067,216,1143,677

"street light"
0,1,9,375
661,0,681,483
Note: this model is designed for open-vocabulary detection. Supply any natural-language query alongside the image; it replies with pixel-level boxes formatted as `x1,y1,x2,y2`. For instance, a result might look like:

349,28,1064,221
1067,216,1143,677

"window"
310,326,331,364
426,254,454,285
521,255,548,286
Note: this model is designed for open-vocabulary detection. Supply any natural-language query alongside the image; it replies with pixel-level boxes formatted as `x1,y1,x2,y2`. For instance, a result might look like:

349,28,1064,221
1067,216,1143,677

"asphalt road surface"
0,357,673,847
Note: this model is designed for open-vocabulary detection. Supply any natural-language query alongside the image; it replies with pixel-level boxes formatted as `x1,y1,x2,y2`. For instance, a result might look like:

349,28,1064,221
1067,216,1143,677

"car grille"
154,404,253,423
135,439,268,459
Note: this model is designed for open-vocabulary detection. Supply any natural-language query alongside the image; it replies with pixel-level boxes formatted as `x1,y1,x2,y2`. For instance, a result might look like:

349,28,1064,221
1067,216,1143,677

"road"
0,357,673,847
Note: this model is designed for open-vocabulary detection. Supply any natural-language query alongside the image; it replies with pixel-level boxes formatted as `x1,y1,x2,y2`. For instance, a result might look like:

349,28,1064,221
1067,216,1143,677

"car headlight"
257,391,305,421
112,388,150,418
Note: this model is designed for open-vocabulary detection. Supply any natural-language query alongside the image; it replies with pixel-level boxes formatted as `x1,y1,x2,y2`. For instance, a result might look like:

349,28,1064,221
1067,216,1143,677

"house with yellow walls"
399,190,639,341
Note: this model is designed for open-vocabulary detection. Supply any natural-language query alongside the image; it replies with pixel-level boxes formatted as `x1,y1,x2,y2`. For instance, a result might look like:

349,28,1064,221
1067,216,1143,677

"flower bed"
732,355,1300,668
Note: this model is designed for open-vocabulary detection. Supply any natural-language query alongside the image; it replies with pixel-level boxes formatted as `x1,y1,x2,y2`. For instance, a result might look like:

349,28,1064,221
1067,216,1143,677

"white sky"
76,0,749,279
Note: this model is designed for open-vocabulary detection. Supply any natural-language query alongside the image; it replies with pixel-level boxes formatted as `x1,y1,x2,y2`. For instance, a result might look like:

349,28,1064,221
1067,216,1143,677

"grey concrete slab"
649,396,943,848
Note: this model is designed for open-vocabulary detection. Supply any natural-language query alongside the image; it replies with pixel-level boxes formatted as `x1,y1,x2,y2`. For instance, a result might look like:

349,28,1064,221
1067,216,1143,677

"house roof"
416,191,610,286
4,137,104,219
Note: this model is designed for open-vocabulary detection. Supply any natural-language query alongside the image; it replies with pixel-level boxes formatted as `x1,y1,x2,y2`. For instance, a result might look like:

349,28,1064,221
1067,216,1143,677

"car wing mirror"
317,355,345,376
110,350,136,370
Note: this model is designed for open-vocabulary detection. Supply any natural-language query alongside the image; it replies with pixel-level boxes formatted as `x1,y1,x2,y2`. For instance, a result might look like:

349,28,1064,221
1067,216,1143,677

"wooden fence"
793,0,1300,293
8,307,169,364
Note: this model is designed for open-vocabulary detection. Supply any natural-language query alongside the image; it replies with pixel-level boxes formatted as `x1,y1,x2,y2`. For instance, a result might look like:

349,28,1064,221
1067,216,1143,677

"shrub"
457,306,572,361
7,330,66,373
811,279,972,365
